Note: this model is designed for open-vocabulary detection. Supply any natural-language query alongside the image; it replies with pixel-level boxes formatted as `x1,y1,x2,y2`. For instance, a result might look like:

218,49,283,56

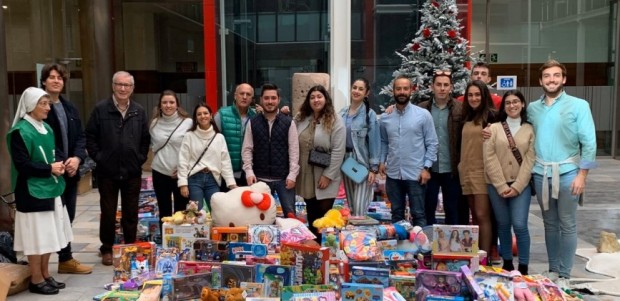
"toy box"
327,259,348,285
228,242,269,261
281,285,337,301
383,250,417,261
177,261,220,275
154,248,179,276
340,283,383,301
248,224,280,252
321,228,340,258
431,224,479,255
211,226,248,242
415,270,467,298
378,239,398,251
460,266,483,301
390,275,416,301
383,287,408,301
432,253,479,272
240,282,264,298
350,266,390,287
112,242,157,283
137,216,161,244
138,189,158,218
162,236,193,261
221,263,255,288
473,267,515,301
255,264,294,298
386,259,417,276
291,291,337,300
280,242,330,285
170,272,213,301
162,222,210,246
193,239,228,261
138,280,163,301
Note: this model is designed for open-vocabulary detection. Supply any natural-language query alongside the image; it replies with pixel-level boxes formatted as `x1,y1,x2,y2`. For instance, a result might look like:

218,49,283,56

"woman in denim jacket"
338,78,380,216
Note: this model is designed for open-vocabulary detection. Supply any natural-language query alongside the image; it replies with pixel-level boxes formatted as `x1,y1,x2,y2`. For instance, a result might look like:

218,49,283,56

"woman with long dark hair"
150,90,193,219
458,80,497,254
177,103,237,211
338,78,380,216
483,89,534,274
295,85,346,239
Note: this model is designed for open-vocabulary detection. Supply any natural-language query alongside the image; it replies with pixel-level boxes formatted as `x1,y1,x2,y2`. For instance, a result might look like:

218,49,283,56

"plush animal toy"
312,209,346,231
222,287,245,301
200,287,220,301
210,182,277,227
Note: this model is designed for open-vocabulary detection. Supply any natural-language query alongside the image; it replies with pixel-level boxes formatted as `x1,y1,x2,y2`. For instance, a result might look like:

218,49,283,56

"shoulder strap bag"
153,120,185,154
501,121,536,196
187,136,216,177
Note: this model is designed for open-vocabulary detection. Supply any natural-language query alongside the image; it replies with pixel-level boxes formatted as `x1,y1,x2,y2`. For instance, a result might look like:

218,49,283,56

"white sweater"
177,125,236,188
149,112,193,176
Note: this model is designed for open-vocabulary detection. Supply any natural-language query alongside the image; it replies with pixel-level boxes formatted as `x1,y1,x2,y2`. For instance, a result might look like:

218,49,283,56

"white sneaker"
542,271,559,282
556,278,571,291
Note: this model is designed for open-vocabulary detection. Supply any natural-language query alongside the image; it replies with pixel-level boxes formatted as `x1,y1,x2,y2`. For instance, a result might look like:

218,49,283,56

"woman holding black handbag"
177,104,237,211
295,85,345,239
338,78,380,216
150,90,193,221
483,89,535,275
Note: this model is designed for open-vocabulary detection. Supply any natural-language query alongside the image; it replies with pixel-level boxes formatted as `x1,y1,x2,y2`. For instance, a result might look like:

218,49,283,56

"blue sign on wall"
496,76,517,90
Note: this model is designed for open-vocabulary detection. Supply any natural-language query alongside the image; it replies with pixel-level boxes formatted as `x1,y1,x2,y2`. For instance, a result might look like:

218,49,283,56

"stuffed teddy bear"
200,287,220,301
160,201,208,225
210,182,277,227
222,287,245,301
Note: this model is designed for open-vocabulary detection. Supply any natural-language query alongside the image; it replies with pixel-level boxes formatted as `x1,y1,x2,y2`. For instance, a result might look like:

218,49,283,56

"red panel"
203,0,219,110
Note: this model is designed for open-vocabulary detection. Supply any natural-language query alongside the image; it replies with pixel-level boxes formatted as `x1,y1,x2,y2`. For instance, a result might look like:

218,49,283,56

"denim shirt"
339,103,380,170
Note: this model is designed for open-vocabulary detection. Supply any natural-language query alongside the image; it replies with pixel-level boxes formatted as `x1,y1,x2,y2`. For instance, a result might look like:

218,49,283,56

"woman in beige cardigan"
483,90,535,275
295,85,346,240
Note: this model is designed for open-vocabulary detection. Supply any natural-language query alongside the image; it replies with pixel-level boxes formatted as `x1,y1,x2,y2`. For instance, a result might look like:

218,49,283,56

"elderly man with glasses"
85,71,150,265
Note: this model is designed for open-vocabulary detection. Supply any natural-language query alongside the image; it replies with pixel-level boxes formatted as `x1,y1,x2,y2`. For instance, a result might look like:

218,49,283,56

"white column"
329,0,351,111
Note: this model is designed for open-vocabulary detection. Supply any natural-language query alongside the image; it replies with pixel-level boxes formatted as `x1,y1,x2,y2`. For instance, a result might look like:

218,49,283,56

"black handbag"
501,122,536,196
308,148,331,168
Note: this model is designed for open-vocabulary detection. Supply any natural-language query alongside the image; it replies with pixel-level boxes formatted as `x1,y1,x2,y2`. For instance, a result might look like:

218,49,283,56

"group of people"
7,59,595,294
379,60,596,289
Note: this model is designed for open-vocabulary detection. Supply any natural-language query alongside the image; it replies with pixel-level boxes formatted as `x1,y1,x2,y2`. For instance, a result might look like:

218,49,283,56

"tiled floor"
9,160,620,300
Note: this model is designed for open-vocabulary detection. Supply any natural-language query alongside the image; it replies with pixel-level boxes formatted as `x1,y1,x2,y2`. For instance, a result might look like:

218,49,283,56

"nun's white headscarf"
12,87,49,127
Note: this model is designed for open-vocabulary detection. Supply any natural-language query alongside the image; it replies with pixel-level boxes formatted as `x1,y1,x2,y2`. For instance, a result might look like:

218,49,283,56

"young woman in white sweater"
483,90,535,275
177,103,237,210
150,90,193,220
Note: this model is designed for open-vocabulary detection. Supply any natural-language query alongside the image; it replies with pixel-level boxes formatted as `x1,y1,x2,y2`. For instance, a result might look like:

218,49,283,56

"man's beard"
394,94,410,105
542,83,564,97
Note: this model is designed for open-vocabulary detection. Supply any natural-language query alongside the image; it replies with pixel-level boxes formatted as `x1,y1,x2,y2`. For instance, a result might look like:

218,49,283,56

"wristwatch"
423,166,432,172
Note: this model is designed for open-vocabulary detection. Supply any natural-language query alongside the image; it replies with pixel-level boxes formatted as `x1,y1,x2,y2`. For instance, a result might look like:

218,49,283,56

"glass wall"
220,0,329,107
471,0,617,156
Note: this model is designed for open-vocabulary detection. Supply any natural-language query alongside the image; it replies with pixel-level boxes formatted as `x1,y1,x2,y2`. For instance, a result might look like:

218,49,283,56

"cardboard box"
77,171,92,194
162,223,210,249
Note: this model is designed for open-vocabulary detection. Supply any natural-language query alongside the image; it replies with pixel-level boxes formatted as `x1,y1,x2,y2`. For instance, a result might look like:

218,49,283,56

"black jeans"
57,178,78,262
424,172,462,225
98,175,141,254
152,170,188,233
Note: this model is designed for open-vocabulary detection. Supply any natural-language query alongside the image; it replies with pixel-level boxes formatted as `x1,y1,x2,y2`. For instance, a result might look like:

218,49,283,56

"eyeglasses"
505,100,522,106
434,70,452,76
114,82,134,88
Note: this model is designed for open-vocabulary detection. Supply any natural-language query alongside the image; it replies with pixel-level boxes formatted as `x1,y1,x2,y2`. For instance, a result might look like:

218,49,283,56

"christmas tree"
381,0,471,102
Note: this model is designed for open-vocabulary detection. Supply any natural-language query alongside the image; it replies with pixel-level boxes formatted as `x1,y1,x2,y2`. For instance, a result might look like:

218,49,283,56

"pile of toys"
93,180,580,301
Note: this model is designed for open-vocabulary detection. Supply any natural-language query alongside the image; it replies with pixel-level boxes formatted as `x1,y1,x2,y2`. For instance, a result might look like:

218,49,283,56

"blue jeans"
386,177,426,226
534,169,579,278
265,180,296,218
488,184,531,265
188,172,221,211
425,172,462,225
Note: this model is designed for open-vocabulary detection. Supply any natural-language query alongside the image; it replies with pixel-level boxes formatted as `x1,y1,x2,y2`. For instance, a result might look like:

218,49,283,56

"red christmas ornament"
411,43,421,51
431,1,439,8
423,28,431,38
447,30,457,39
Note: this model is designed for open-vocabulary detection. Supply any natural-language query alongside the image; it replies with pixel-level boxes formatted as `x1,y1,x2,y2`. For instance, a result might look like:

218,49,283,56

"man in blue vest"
241,83,300,219
214,83,257,187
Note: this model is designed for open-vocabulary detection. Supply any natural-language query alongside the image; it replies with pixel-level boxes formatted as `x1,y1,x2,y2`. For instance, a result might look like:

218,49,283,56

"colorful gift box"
280,242,330,285
431,225,479,256
211,226,249,242
341,283,383,301
112,242,156,283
